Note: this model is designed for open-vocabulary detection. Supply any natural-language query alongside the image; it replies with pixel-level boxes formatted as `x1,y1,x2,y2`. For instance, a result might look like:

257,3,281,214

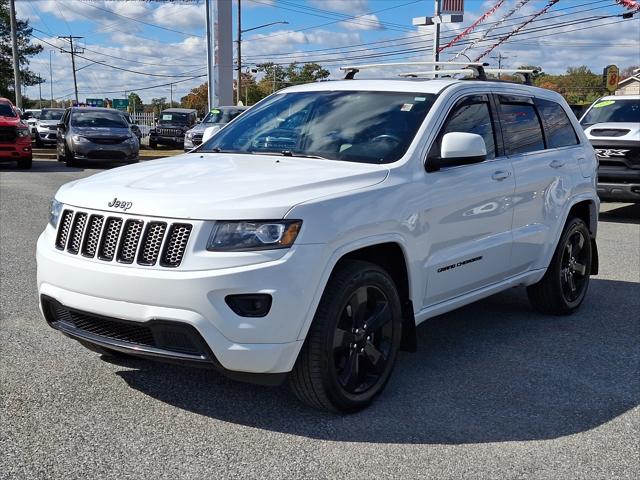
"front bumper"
0,137,32,160
150,134,185,146
597,181,640,202
36,226,326,375
36,128,58,144
71,140,138,162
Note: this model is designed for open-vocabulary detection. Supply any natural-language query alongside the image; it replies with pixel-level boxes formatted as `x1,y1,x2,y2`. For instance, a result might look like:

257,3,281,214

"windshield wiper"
280,150,327,160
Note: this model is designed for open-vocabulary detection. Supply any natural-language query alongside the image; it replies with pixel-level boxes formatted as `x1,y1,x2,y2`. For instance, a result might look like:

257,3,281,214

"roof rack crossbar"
340,61,489,80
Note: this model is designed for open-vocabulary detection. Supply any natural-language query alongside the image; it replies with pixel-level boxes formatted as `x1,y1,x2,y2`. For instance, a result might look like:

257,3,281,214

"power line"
242,0,614,60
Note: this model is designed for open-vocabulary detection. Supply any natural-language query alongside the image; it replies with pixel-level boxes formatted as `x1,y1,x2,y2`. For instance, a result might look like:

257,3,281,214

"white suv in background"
37,74,599,412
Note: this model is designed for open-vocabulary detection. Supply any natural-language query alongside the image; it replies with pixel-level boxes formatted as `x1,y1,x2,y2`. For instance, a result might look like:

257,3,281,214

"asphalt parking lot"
1,158,638,479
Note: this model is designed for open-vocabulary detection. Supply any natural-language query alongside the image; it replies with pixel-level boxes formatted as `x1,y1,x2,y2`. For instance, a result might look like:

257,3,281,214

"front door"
422,94,515,307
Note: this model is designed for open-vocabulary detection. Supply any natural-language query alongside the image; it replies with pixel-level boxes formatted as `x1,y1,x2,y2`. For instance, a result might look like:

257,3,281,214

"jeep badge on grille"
108,197,133,211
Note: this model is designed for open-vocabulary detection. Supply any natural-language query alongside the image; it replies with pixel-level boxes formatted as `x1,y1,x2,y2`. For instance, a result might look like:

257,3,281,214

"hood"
73,126,131,138
0,115,22,127
155,123,188,130
38,120,60,128
583,122,640,141
56,153,389,220
189,122,223,134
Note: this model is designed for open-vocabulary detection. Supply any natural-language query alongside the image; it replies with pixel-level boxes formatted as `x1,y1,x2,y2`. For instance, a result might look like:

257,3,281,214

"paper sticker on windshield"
162,114,172,120
210,109,221,114
414,97,426,102
401,103,414,111
593,100,615,108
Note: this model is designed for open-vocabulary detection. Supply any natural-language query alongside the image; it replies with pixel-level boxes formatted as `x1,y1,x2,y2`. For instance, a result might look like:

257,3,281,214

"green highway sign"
112,98,129,111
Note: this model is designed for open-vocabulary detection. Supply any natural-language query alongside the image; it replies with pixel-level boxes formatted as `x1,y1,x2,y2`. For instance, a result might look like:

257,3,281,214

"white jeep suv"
37,76,599,412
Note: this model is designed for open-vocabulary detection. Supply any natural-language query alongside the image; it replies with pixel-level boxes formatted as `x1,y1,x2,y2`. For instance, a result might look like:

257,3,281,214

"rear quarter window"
536,99,579,148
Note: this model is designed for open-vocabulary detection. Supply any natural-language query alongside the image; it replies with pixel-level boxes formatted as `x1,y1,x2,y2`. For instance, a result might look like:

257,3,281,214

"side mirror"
426,132,486,172
57,122,65,130
201,125,221,144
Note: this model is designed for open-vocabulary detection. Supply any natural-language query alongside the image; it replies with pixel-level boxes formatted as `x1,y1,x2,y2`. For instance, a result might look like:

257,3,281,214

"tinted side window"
499,103,545,155
536,99,579,148
433,99,496,160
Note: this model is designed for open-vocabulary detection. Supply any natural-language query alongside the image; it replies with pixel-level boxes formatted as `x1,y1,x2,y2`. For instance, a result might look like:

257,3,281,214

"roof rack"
339,61,489,80
398,68,540,85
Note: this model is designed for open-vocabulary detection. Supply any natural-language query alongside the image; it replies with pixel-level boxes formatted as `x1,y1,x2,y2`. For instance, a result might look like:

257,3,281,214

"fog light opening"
225,294,272,318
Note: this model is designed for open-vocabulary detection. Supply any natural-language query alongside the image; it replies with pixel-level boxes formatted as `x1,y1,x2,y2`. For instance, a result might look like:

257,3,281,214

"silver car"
184,106,247,151
56,108,139,167
35,108,65,147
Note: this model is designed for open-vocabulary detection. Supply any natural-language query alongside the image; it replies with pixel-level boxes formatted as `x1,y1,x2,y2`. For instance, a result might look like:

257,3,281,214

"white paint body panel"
37,80,599,374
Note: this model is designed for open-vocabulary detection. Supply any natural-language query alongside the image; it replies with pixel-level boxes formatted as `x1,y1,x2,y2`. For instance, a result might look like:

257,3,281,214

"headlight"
16,128,30,137
207,220,302,251
72,135,89,143
185,131,194,139
49,198,63,228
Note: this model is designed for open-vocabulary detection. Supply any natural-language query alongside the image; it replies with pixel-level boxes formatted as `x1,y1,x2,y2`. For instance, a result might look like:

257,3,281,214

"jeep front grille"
55,209,192,268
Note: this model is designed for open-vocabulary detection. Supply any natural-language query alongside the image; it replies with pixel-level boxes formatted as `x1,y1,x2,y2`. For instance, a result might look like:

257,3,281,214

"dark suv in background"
149,108,197,149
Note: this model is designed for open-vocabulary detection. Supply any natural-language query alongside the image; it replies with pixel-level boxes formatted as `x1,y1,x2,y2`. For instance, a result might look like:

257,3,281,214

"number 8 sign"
603,65,620,93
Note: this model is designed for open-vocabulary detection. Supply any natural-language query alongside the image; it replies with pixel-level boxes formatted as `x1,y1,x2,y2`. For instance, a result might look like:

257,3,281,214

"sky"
15,0,640,104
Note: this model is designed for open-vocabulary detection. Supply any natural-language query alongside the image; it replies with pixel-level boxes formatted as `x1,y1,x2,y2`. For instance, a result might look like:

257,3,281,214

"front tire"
149,140,157,149
64,144,77,167
527,217,592,315
290,260,403,412
17,157,32,169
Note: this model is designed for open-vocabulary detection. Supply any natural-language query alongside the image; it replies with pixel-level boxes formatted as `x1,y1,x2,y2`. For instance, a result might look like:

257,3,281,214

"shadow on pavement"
0,159,130,173
112,278,639,444
599,203,640,224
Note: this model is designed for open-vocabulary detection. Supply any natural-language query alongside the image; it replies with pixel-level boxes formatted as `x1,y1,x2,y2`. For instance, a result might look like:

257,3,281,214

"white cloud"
310,0,369,15
340,14,383,31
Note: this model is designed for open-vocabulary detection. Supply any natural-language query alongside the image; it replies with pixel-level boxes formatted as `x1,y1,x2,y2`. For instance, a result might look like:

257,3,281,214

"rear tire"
527,217,592,315
17,157,32,169
290,260,403,412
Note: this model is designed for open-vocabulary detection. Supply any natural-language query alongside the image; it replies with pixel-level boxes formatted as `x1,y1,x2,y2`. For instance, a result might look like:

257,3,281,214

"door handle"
491,170,511,181
549,159,565,168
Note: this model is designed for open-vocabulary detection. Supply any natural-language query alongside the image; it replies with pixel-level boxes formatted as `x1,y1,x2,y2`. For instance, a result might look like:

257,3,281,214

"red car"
0,97,32,169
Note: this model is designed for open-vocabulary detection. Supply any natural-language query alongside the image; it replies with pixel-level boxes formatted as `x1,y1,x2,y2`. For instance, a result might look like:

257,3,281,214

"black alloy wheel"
290,260,403,412
559,228,589,303
527,216,592,315
333,285,394,394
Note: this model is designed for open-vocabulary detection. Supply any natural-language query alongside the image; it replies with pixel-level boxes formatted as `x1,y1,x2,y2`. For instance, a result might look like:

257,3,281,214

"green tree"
128,92,143,113
286,63,330,85
150,97,167,117
0,0,43,101
180,83,208,114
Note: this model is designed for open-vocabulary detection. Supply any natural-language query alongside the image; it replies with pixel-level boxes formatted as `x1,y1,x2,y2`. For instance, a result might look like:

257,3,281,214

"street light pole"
9,0,22,109
237,0,242,104
49,50,54,107
237,19,288,105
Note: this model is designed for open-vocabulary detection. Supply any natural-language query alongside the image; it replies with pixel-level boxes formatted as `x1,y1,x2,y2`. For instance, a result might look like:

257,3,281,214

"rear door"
422,93,516,306
497,95,581,273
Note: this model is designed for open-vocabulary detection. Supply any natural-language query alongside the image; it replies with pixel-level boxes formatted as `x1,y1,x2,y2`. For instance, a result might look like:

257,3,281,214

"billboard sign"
442,0,464,14
603,65,620,93
86,98,104,107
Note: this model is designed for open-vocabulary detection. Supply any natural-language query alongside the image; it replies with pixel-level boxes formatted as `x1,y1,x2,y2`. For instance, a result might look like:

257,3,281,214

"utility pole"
9,0,22,109
38,81,42,109
237,0,242,105
170,83,173,107
58,36,84,106
490,52,510,79
49,51,54,107
432,0,441,65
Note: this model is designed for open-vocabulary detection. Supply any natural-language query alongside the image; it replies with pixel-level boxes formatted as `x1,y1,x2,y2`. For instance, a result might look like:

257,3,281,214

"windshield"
40,109,65,121
203,108,244,124
71,110,128,128
200,91,437,164
581,99,640,126
159,112,189,124
0,103,16,117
